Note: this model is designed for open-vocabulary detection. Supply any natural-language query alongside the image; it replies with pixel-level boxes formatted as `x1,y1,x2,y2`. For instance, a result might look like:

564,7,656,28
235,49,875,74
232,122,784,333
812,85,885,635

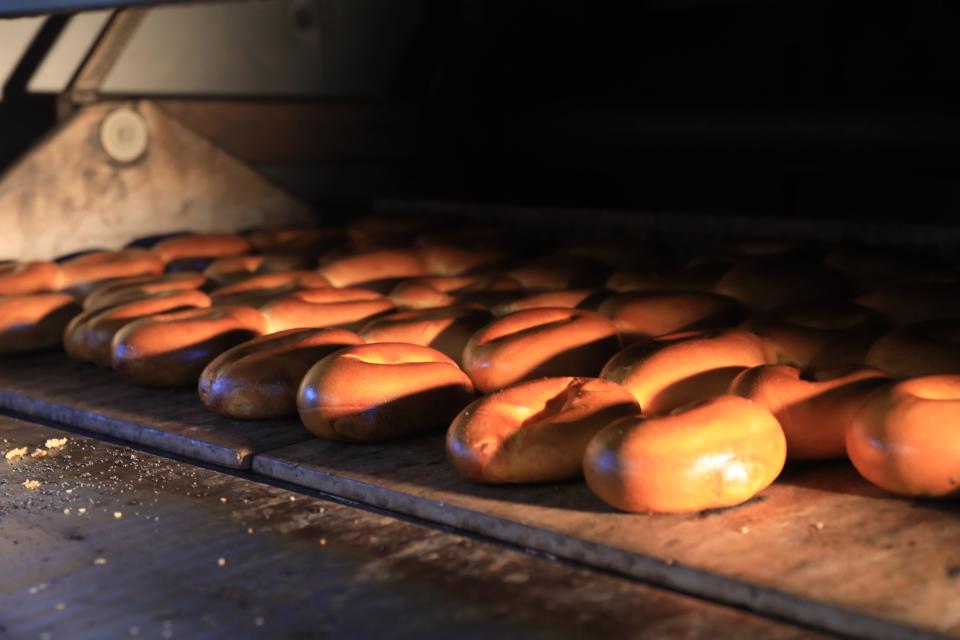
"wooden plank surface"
252,435,960,640
0,414,832,640
0,352,311,468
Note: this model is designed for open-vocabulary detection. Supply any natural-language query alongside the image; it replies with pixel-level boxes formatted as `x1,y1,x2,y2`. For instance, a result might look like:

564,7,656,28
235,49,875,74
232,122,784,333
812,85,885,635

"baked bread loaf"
209,271,330,308
152,233,252,263
864,320,960,377
359,305,492,364
848,375,960,497
744,301,888,370
713,258,850,310
447,377,640,484
490,289,610,317
462,308,621,394
730,364,888,460
856,283,960,325
82,272,206,311
59,249,166,298
0,293,81,354
298,342,474,442
0,262,62,295
199,327,365,419
111,306,268,386
600,328,776,415
597,290,744,344
318,249,429,291
390,275,522,310
584,395,786,512
261,287,395,332
65,289,211,367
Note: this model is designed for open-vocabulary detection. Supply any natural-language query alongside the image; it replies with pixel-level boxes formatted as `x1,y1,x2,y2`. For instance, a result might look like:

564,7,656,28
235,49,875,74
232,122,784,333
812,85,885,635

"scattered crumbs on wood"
22,479,40,490
45,438,68,450
5,447,28,461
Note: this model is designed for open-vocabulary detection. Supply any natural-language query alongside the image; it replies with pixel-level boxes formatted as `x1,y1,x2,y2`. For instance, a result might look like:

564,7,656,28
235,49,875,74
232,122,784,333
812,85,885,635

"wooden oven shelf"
0,353,955,639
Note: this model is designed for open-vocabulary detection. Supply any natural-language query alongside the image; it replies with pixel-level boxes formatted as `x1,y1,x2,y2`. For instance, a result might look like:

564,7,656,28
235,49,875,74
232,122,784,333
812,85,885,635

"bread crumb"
78,508,86,515
55,602,65,611
740,525,750,534
22,479,40,490
320,538,327,546
247,528,254,535
63,508,71,515
113,512,123,520
219,497,227,503
45,438,67,449
93,557,107,565
254,616,265,626
30,448,47,458
813,521,824,530
217,557,227,567
5,447,28,461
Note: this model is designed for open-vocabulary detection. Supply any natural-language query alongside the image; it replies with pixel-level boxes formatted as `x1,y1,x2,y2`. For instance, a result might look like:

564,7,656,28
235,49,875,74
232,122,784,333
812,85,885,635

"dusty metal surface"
0,353,311,469
253,435,958,640
0,415,829,640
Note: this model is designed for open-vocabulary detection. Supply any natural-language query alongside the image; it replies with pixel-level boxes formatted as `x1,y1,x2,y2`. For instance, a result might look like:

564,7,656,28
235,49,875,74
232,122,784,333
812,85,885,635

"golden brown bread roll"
65,289,211,367
419,244,507,276
261,287,395,333
59,250,166,298
346,216,432,249
318,248,430,292
0,262,62,295
848,375,960,497
152,233,252,263
729,364,888,460
389,275,522,310
202,255,316,287
490,289,611,317
744,301,888,370
606,265,723,294
199,327,365,419
245,226,347,255
82,272,206,311
359,305,492,364
0,293,81,354
209,271,330,307
447,377,640,484
864,319,960,377
856,282,960,325
298,342,474,442
462,307,621,394
112,306,268,386
505,256,609,291
584,395,786,513
600,328,776,415
597,290,744,344
713,259,850,310
824,245,953,290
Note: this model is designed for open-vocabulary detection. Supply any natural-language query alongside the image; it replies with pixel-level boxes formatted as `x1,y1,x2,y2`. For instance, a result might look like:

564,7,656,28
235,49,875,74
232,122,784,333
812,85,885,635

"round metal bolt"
99,107,149,164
